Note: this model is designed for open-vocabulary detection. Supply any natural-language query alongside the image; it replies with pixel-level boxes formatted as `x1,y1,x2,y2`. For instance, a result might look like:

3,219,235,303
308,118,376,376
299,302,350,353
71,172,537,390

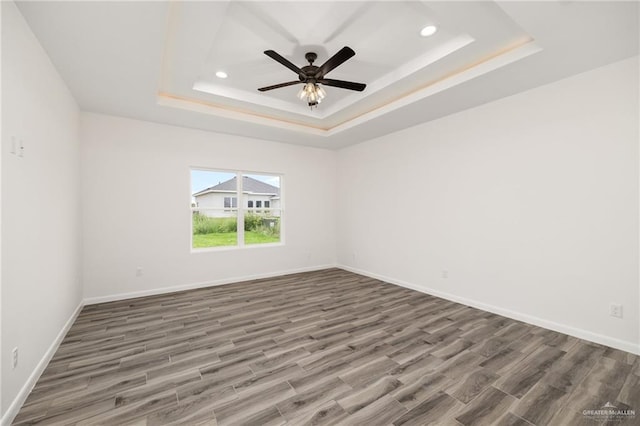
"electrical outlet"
136,267,143,277
12,347,18,369
442,270,449,279
610,303,623,319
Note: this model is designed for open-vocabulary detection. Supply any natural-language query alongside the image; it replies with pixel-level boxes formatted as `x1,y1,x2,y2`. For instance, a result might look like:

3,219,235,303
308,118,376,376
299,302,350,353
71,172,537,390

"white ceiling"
15,1,639,149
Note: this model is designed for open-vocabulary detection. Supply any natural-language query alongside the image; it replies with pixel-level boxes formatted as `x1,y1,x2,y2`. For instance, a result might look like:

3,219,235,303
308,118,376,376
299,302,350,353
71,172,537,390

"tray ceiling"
159,1,537,133
15,1,639,148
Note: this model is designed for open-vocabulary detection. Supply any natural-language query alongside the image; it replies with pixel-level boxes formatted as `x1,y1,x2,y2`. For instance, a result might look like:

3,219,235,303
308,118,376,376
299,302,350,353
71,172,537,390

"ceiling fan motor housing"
300,53,319,82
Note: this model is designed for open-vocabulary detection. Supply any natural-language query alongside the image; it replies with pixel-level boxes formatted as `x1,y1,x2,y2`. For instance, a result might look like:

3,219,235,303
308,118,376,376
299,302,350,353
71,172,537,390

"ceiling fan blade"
316,46,356,78
258,81,303,92
318,78,366,92
264,50,305,79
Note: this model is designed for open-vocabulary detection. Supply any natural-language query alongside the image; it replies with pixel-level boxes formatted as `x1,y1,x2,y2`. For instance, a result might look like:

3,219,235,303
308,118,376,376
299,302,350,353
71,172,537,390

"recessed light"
215,71,228,79
420,25,438,37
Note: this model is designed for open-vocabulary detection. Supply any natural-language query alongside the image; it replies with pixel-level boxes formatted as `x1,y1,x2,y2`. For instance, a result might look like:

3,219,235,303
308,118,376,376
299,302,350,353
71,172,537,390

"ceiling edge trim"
328,37,542,135
156,93,328,135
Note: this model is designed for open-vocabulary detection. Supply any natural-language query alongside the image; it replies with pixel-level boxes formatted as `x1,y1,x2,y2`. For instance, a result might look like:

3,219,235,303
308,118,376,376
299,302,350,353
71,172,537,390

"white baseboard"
1,301,84,426
83,264,338,305
338,264,640,356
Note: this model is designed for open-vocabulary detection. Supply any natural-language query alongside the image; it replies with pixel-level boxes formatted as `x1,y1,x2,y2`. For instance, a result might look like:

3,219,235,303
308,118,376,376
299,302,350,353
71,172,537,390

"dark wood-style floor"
13,269,640,425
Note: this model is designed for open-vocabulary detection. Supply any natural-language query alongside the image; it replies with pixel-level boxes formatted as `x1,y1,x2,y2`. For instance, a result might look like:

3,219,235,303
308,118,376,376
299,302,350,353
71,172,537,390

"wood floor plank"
337,394,407,425
11,268,638,426
288,358,353,393
446,368,499,404
494,412,533,426
233,363,304,394
391,372,454,410
278,377,351,421
213,381,295,426
618,373,640,406
286,400,349,426
24,397,117,425
392,391,464,426
511,382,567,425
115,371,199,407
156,385,235,425
455,386,516,426
77,394,177,425
339,356,399,388
337,375,401,414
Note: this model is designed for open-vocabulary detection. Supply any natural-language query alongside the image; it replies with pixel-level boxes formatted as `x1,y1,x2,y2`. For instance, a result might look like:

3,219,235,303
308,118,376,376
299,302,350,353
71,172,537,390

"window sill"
190,242,285,254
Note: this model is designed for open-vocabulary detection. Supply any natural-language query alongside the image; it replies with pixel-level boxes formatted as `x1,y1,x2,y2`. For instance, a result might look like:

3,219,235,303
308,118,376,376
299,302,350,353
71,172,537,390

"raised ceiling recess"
158,1,539,136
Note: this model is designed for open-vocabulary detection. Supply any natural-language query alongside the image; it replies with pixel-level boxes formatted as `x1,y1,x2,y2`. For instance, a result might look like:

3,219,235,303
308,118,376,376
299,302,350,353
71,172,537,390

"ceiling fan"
258,46,366,108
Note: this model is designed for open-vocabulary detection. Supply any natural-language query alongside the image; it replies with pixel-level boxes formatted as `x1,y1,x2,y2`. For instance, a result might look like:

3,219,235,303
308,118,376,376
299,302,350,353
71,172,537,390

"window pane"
192,169,239,249
192,210,238,248
243,173,281,245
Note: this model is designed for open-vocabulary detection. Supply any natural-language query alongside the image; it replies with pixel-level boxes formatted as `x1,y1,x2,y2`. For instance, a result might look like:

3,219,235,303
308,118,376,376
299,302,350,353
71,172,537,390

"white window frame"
190,167,284,252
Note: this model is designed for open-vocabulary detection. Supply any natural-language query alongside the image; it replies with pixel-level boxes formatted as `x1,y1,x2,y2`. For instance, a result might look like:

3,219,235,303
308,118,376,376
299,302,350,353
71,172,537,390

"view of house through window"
191,169,282,249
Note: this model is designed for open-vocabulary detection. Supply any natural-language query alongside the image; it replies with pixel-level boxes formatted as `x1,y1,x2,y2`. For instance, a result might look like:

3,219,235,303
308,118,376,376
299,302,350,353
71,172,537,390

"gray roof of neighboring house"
193,176,280,197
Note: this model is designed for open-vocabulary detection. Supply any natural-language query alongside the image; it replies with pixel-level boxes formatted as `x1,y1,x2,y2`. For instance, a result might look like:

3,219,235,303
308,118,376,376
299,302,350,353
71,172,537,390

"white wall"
337,56,639,354
80,113,336,300
0,0,4,412
1,0,82,419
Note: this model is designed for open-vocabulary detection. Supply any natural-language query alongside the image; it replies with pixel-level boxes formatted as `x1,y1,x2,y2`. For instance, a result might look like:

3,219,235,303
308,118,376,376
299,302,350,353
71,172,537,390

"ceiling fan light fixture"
317,85,326,99
298,83,325,108
420,25,438,37
297,83,313,99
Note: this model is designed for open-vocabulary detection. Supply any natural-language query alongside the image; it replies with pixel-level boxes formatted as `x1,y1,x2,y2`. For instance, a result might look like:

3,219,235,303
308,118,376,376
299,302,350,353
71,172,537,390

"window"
191,169,282,249
224,197,237,208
